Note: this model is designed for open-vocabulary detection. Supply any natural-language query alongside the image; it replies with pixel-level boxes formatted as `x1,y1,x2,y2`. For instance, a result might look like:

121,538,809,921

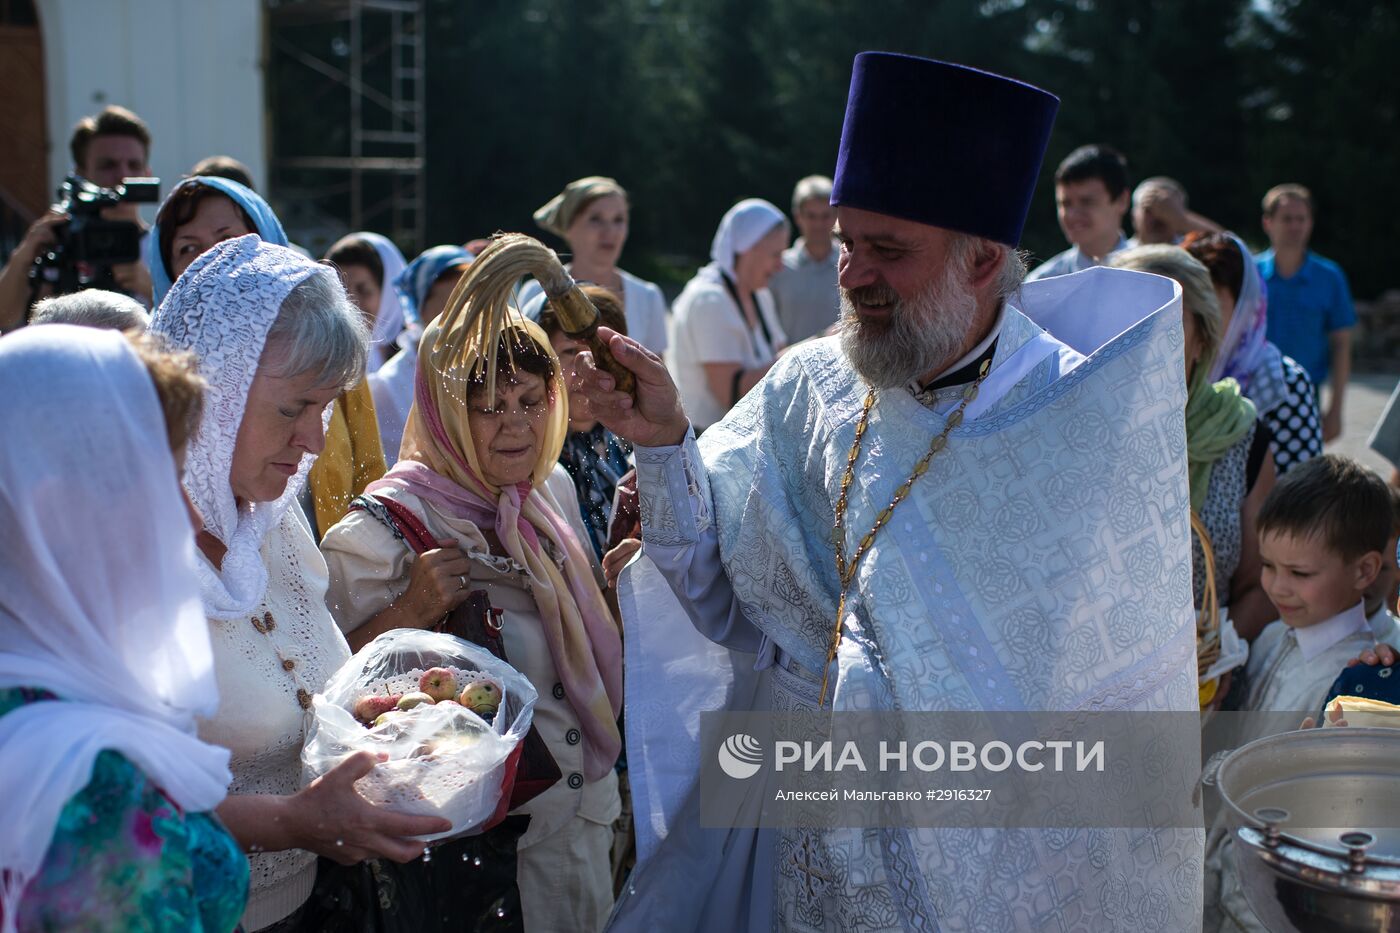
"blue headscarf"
148,176,288,306
395,245,473,326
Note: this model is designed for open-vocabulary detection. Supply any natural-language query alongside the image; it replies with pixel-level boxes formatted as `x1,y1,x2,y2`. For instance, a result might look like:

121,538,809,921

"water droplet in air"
422,847,432,863
335,839,343,847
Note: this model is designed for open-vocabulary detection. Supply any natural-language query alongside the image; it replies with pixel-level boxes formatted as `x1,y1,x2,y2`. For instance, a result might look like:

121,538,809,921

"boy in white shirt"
1207,454,1398,932
1245,455,1398,713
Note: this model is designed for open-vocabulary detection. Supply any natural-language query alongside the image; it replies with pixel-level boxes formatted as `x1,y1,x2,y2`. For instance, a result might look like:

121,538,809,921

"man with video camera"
0,105,157,332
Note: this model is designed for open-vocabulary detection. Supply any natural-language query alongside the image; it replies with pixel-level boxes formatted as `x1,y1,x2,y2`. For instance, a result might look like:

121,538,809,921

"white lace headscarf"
0,326,232,931
150,234,326,619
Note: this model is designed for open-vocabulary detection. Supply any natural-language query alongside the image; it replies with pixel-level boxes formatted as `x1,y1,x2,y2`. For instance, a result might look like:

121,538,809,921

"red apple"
353,693,401,725
419,667,459,703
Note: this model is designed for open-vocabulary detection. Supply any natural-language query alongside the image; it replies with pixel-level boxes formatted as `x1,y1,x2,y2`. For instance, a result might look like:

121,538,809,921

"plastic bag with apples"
301,628,537,842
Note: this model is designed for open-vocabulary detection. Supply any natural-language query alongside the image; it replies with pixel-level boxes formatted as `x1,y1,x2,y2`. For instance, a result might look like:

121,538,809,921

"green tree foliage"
419,0,1035,281
1238,1,1399,297
1017,0,1254,263
272,0,1394,295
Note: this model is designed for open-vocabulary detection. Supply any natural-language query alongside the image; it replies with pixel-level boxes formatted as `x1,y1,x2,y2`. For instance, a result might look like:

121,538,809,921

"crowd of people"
0,51,1396,933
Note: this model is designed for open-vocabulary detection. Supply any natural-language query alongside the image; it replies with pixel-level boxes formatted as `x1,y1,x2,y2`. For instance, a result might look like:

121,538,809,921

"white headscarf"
703,198,788,282
357,231,408,371
0,326,232,931
149,234,325,619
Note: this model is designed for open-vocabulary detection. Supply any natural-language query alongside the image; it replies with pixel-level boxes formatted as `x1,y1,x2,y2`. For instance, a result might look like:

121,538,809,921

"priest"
579,52,1203,932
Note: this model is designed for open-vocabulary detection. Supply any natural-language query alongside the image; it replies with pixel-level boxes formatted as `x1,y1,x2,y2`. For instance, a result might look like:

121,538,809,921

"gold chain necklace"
820,358,992,706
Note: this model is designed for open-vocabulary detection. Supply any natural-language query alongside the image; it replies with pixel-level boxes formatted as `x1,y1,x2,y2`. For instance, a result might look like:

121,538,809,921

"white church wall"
37,0,265,209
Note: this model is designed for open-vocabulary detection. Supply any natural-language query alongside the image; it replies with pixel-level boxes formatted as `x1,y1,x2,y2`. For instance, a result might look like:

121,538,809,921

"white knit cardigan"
197,506,352,931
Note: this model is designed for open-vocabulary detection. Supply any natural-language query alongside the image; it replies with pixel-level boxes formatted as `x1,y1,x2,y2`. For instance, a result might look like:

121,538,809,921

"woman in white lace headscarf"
667,198,790,431
149,235,449,932
0,325,243,933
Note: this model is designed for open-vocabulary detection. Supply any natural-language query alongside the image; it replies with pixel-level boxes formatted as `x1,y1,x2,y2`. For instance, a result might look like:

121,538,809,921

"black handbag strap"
719,271,775,357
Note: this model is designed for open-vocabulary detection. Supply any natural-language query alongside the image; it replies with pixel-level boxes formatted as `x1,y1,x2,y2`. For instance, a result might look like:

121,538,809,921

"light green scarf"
1185,370,1257,512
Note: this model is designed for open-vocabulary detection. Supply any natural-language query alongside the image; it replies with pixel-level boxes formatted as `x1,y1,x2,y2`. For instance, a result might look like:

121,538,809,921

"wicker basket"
1193,511,1224,707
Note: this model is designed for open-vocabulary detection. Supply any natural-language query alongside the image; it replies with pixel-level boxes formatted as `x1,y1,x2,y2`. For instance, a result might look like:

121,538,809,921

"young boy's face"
1259,529,1382,627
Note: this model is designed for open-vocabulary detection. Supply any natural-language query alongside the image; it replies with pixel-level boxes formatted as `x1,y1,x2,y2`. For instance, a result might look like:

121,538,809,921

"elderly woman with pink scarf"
320,313,622,932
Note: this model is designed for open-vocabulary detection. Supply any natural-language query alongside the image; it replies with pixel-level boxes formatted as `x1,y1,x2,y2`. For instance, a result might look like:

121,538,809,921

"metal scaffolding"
265,0,425,254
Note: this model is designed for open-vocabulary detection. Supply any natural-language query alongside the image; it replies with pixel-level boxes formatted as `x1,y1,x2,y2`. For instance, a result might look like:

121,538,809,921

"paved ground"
1328,372,1399,479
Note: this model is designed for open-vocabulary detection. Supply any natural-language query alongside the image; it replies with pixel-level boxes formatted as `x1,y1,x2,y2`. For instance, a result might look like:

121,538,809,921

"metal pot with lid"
1209,727,1400,932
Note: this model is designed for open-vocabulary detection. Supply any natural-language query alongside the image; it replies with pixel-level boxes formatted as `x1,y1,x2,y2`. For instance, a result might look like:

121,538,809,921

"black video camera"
28,174,160,298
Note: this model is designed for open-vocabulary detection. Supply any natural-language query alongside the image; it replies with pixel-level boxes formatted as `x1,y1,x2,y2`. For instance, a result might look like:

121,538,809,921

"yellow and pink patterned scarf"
378,317,622,781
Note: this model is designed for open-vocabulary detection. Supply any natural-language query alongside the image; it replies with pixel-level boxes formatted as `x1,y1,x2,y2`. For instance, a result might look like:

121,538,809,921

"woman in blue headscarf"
367,245,473,461
148,176,288,306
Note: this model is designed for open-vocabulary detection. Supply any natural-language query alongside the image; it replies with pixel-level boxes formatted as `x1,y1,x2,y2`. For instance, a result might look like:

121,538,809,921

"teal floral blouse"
0,688,249,933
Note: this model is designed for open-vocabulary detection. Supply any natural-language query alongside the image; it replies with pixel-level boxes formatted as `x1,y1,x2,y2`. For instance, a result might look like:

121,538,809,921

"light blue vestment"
611,267,1204,932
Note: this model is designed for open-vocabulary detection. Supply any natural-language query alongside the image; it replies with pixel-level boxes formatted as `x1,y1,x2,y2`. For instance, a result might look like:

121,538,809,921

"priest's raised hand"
570,326,690,448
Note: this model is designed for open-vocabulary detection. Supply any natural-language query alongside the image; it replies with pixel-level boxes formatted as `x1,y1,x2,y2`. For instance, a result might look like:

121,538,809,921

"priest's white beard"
838,255,979,390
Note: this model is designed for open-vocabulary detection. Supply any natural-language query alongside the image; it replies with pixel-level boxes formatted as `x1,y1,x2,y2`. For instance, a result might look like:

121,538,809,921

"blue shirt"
1256,249,1355,385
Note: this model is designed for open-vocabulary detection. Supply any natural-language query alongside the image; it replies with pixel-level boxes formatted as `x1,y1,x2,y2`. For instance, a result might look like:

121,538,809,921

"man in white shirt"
1026,143,1130,281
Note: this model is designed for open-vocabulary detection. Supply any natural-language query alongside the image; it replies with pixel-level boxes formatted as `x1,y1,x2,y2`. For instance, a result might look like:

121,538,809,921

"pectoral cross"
791,834,833,898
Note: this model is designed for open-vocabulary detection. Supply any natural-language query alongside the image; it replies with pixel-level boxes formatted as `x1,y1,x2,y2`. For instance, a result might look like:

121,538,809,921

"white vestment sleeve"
633,429,766,655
